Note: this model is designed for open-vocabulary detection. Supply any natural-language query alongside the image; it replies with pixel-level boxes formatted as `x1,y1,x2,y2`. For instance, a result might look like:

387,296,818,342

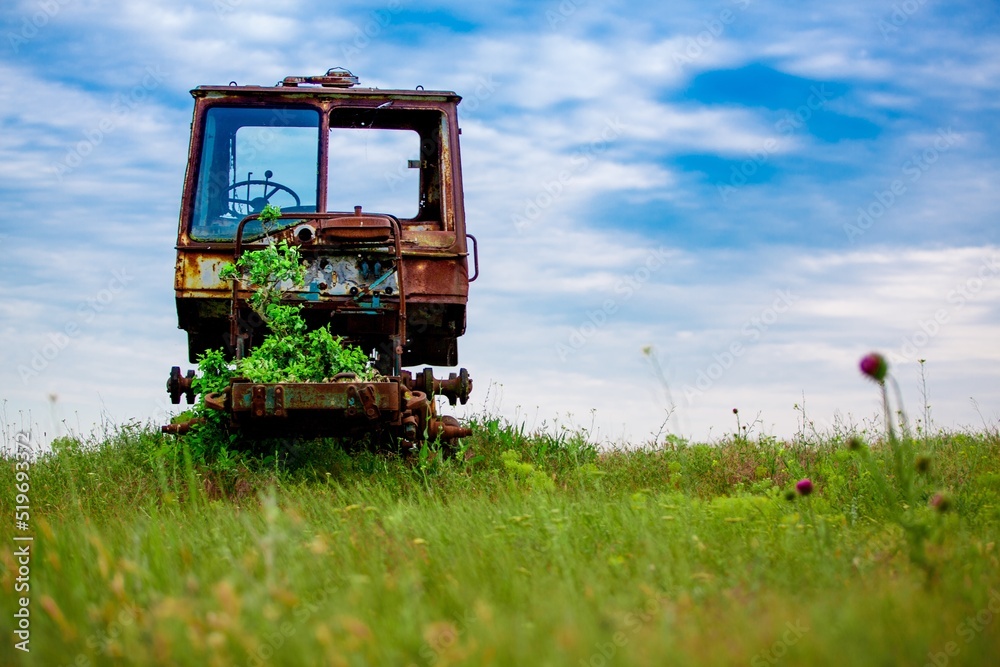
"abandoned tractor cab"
165,68,476,444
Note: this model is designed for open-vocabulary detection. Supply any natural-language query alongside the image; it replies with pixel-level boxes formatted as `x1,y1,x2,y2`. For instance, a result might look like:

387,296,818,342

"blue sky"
1,0,999,445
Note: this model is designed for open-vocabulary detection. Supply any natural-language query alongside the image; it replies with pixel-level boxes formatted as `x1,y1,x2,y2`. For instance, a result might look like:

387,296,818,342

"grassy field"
2,415,1000,666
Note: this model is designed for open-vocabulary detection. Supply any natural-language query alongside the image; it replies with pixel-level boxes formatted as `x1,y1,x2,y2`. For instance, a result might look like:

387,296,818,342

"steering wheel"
226,171,301,217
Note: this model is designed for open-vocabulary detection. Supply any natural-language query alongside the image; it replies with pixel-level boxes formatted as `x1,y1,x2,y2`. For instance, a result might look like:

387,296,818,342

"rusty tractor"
164,68,476,446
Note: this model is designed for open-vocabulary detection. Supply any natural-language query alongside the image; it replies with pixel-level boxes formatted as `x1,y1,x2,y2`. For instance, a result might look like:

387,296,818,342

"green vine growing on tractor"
180,205,377,462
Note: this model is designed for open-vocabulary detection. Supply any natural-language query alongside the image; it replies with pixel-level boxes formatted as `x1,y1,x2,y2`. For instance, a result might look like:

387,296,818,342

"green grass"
2,418,1000,666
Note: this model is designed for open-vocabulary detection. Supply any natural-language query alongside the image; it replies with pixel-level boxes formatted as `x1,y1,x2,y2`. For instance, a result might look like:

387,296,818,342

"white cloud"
457,242,1000,443
2,0,999,445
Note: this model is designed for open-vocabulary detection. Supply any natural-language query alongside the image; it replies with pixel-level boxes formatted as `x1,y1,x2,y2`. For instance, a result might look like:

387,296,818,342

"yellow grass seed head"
308,535,329,555
213,580,242,617
423,621,459,654
110,571,126,601
40,595,78,641
87,533,111,579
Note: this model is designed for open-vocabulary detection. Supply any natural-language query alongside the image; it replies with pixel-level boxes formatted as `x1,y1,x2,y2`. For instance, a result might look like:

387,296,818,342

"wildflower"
859,352,888,383
796,479,814,496
915,455,931,473
930,492,952,513
733,408,738,415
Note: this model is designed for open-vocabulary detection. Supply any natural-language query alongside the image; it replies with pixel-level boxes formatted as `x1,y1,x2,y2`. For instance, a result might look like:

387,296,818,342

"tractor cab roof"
191,67,462,103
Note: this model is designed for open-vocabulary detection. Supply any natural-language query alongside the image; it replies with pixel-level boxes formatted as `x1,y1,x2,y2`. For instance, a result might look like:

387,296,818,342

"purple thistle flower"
860,352,888,383
796,478,814,496
930,492,952,513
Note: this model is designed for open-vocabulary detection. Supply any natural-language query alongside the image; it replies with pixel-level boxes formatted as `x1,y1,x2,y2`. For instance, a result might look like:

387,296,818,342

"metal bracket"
167,367,196,404
416,367,473,406
467,234,479,282
251,385,286,418
347,384,380,420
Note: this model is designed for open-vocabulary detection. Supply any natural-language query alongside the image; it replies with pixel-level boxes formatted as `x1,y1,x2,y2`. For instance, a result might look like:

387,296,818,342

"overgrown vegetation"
211,204,376,385
183,205,378,463
2,413,999,666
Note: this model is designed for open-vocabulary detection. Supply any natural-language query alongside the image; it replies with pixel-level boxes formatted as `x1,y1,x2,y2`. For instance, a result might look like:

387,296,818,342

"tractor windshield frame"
181,89,462,244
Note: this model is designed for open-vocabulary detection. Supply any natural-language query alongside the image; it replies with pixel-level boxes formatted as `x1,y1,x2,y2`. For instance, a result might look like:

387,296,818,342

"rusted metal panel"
175,251,468,300
230,381,402,415
402,230,457,249
176,220,466,300
439,118,457,233
175,251,232,292
401,256,469,300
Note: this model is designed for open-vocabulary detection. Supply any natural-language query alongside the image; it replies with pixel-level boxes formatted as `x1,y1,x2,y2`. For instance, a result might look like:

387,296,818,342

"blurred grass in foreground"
1,417,999,666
